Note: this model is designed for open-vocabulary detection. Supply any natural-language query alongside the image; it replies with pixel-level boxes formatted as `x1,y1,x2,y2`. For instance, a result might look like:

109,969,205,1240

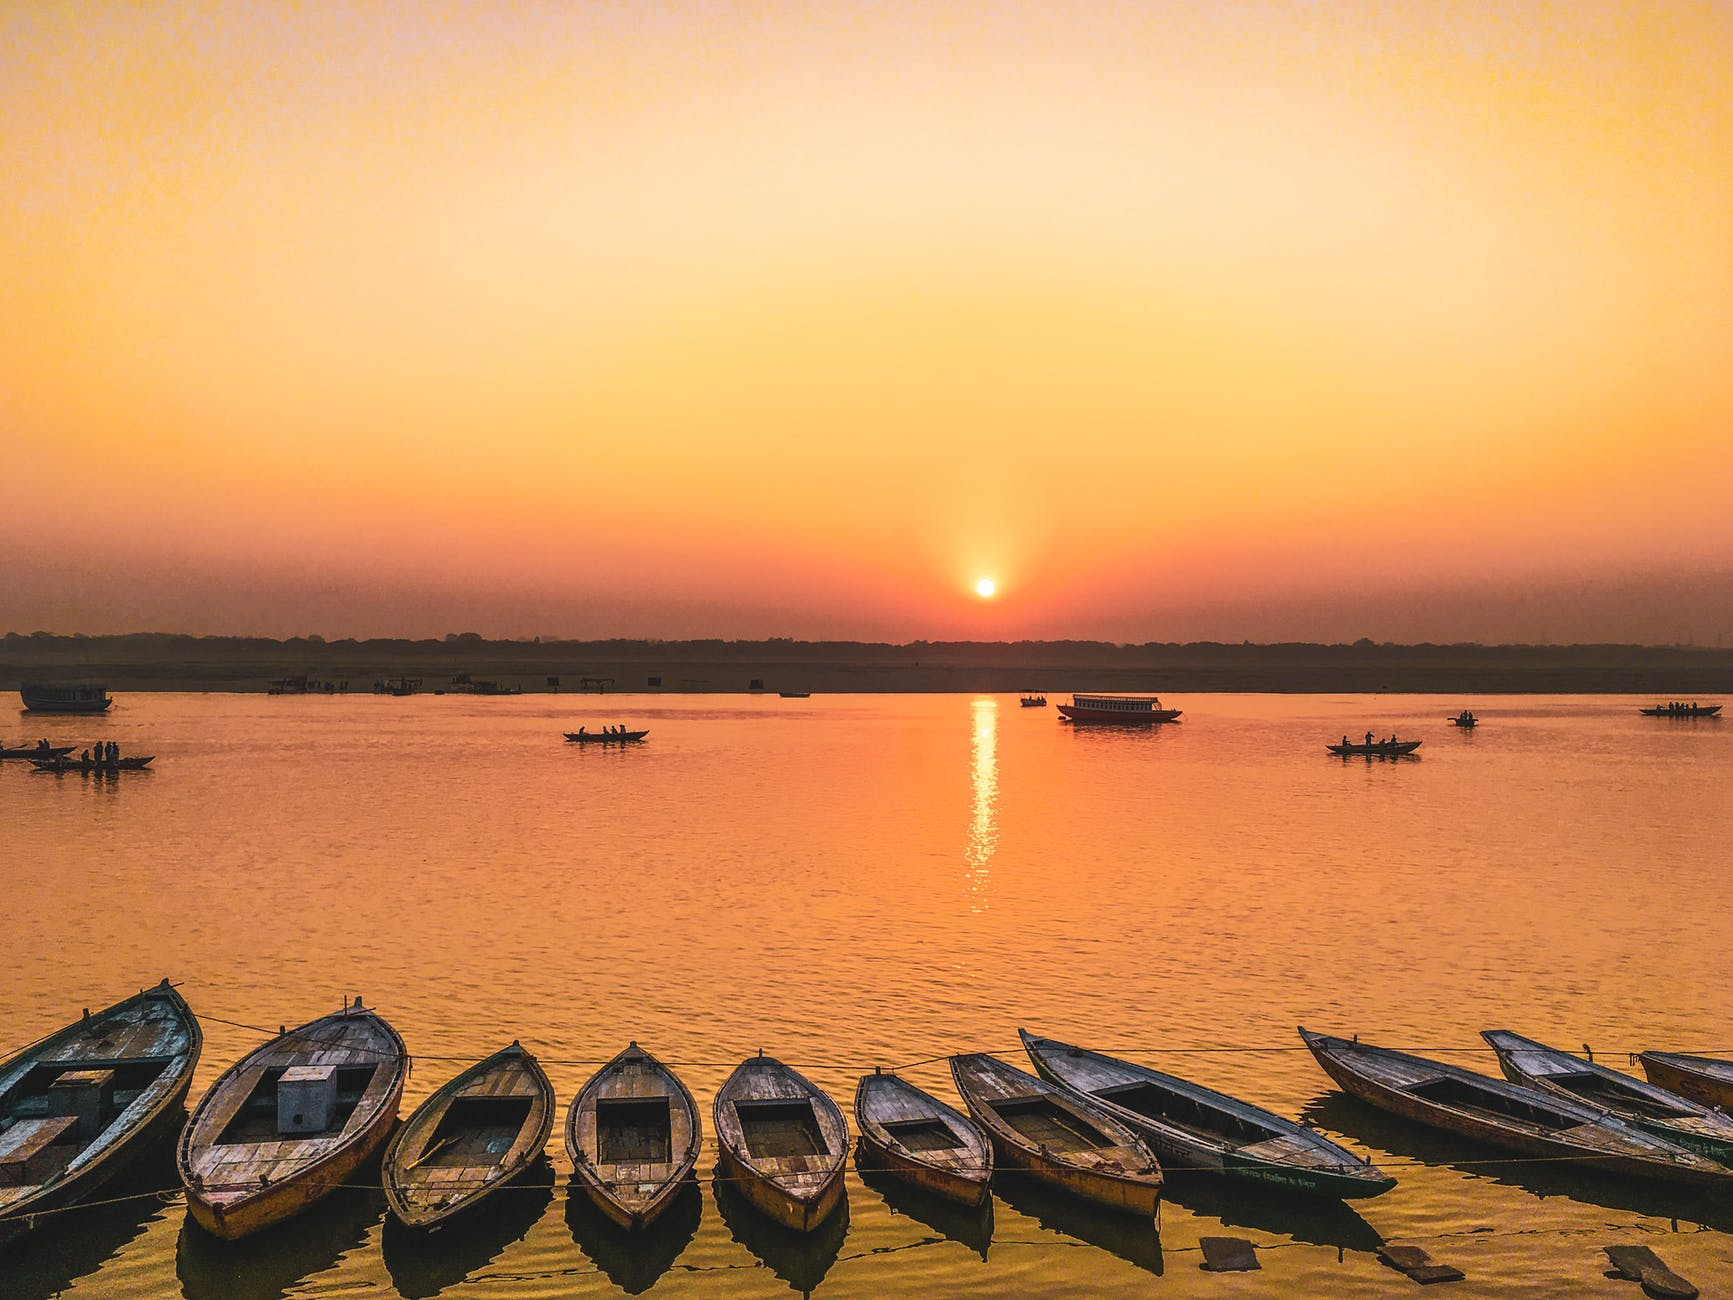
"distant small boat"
1639,703,1722,718
179,998,408,1239
1020,1030,1393,1199
19,683,112,714
949,1053,1162,1216
1635,1051,1733,1112
1057,694,1180,725
0,742,74,760
778,691,811,699
1299,1028,1730,1186
1447,711,1477,728
30,755,153,772
1019,694,1047,708
383,1041,552,1231
568,1042,702,1230
713,1054,848,1232
1326,740,1421,757
1483,1031,1733,1164
0,980,200,1246
854,1070,992,1206
563,730,648,744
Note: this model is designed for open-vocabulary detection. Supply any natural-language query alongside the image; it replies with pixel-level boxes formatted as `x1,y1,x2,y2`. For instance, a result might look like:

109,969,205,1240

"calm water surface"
4,692,1731,1298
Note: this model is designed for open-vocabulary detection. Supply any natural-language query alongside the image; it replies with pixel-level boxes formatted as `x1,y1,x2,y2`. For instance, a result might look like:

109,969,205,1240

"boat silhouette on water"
19,683,112,714
1326,740,1421,757
1639,703,1721,717
563,729,648,744
0,742,75,760
1057,694,1181,725
31,755,153,773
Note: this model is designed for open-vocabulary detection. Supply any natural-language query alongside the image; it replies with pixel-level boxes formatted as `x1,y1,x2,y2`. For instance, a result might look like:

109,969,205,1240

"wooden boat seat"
882,1119,966,1153
0,1116,79,1186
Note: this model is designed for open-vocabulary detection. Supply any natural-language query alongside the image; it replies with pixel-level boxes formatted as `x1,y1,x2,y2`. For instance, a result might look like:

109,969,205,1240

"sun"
975,577,997,599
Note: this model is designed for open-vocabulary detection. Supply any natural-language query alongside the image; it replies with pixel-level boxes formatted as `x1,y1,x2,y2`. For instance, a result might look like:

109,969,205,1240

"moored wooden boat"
854,1070,991,1207
1326,740,1421,757
178,998,408,1239
1020,1030,1393,1199
383,1041,552,1230
1636,1051,1733,1112
0,743,75,760
563,730,648,744
0,980,201,1245
949,1053,1161,1216
713,1053,847,1232
1483,1031,1733,1164
1300,1028,1730,1186
30,755,154,773
568,1042,702,1230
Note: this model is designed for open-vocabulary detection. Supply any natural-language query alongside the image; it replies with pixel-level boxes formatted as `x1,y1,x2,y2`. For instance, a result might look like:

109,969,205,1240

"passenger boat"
1635,1051,1733,1112
0,980,201,1245
1483,1031,1733,1163
1057,694,1180,724
1326,740,1421,757
1019,694,1047,708
1639,703,1722,717
563,730,649,744
1447,711,1477,728
568,1042,702,1230
179,997,409,1239
712,1053,847,1232
382,1041,552,1231
19,683,112,714
854,1070,992,1207
0,742,74,760
1020,1031,1393,1199
948,1053,1162,1216
1299,1029,1730,1186
30,755,154,773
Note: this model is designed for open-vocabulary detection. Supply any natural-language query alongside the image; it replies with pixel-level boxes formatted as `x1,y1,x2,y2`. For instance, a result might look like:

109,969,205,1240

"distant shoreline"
4,634,1730,696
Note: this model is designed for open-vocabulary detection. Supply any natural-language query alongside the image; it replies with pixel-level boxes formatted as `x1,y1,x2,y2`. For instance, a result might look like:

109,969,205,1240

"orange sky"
3,2,1730,642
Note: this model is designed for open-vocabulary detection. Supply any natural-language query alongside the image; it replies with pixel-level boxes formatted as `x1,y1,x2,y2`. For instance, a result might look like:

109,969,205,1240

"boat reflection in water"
1161,1172,1385,1255
565,1177,701,1295
854,1149,994,1260
967,697,998,911
713,1163,850,1295
382,1157,553,1300
989,1172,1165,1276
175,1182,383,1300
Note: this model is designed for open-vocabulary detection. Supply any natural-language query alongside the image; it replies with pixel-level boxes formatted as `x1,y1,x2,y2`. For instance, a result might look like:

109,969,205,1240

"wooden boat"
1639,703,1722,717
30,755,154,773
563,730,649,744
1020,1030,1393,1199
854,1070,992,1207
713,1053,847,1232
19,683,112,713
383,1041,552,1231
1326,740,1421,757
1019,694,1047,708
1483,1031,1733,1163
1299,1028,1730,1186
179,998,408,1239
0,980,201,1245
0,743,75,760
1636,1051,1733,1112
567,1042,702,1230
948,1053,1161,1216
1057,694,1181,724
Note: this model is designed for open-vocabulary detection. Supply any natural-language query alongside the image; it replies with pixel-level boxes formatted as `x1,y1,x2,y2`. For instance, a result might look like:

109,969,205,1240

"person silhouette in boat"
578,725,587,737
1364,731,1373,746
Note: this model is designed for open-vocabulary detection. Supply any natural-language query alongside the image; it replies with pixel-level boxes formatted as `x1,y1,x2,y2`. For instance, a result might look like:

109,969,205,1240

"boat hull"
186,1110,397,1240
1638,1054,1733,1112
988,1131,1160,1216
716,1141,844,1232
1326,742,1421,756
855,1132,990,1207
1057,706,1181,724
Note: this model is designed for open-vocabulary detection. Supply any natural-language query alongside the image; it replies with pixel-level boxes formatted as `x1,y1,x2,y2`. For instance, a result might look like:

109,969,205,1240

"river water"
3,692,1730,1298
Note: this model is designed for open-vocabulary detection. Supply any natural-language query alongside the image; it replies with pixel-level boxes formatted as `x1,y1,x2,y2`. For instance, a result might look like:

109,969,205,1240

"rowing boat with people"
564,730,648,744
1326,740,1421,757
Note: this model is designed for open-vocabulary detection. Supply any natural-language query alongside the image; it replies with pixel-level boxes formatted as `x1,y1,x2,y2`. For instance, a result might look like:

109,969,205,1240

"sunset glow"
976,579,997,600
3,3,1730,642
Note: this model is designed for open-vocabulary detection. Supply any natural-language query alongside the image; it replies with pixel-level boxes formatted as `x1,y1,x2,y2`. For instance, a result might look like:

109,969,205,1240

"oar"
405,1136,455,1171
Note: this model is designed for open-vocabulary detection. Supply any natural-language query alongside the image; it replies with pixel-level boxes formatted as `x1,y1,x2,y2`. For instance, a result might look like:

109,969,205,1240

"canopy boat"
383,1041,552,1231
1635,1051,1733,1112
949,1053,1162,1216
30,755,153,773
564,730,649,744
0,742,74,760
1326,740,1421,757
1299,1029,1729,1186
1057,694,1181,724
1639,703,1722,717
1483,1031,1733,1164
568,1042,702,1230
1020,1030,1393,1199
713,1053,847,1232
854,1070,992,1207
178,998,408,1239
19,683,112,714
0,980,201,1246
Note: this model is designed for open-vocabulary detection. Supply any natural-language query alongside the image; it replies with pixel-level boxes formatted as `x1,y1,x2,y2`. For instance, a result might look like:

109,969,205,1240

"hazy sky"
4,2,1729,643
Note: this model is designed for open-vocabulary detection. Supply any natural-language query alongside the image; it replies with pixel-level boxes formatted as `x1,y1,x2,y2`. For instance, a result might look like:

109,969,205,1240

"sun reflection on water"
967,696,999,910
